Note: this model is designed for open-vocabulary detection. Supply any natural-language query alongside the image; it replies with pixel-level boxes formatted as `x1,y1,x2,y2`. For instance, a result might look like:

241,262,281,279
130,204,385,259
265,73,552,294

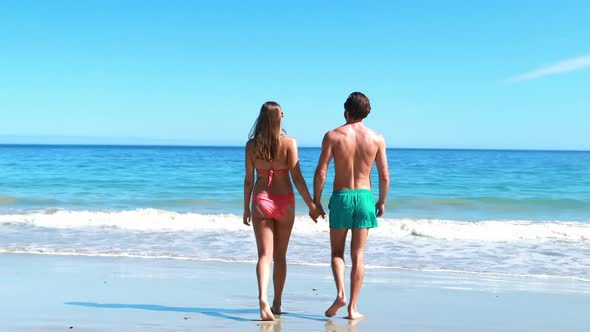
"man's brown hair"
344,92,371,120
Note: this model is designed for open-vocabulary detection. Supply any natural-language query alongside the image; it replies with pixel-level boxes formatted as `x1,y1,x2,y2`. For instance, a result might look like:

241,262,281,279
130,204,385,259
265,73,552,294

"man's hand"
243,209,251,226
308,203,326,223
318,204,328,221
375,200,385,217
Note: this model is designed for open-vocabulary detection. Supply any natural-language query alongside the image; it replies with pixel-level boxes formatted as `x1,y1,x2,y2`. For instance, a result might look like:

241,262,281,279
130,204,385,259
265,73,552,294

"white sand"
0,253,589,331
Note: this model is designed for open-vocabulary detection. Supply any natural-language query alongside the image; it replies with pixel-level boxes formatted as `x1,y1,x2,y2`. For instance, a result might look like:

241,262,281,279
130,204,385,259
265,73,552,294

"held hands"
375,200,385,217
243,208,251,226
308,202,326,223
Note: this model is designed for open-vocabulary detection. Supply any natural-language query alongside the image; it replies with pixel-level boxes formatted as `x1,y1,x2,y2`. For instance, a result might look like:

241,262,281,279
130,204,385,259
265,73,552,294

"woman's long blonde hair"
249,101,283,161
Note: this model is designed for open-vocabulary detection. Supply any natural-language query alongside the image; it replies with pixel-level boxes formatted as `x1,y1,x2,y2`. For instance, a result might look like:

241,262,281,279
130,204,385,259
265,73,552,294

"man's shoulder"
323,128,345,143
326,125,350,136
362,126,385,142
359,124,378,134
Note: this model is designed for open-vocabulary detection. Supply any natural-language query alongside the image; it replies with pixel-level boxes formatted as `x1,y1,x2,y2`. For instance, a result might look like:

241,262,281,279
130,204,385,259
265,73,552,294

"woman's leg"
252,217,276,321
271,205,295,314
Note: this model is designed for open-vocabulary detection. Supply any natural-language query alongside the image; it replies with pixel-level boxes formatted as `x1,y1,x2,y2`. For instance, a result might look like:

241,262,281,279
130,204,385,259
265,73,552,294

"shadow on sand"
65,302,328,323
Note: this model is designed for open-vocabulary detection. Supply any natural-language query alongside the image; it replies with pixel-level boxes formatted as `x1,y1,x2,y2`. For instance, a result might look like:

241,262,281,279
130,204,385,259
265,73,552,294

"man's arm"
374,135,390,217
313,132,333,211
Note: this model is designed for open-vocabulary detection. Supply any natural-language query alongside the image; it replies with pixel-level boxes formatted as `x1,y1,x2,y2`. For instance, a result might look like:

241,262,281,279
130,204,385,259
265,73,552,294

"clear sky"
1,0,589,149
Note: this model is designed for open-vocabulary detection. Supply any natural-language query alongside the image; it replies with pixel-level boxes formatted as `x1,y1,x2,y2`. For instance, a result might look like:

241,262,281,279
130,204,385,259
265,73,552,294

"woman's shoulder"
281,135,297,146
245,139,256,153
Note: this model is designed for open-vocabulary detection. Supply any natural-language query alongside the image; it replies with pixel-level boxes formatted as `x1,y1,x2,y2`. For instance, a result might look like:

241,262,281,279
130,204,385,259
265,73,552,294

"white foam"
0,209,251,232
2,211,589,283
1,209,589,242
377,218,590,242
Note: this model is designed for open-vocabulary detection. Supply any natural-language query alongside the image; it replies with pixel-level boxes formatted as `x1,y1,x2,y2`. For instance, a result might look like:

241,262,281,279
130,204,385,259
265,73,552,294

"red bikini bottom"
253,192,295,219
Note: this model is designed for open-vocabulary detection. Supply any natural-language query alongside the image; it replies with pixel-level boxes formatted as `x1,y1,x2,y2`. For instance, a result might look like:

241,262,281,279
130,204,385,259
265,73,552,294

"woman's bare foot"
347,306,364,320
259,301,275,321
325,297,347,317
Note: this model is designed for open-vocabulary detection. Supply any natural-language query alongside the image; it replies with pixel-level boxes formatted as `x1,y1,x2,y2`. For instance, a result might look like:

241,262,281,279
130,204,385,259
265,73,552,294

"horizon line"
0,143,588,153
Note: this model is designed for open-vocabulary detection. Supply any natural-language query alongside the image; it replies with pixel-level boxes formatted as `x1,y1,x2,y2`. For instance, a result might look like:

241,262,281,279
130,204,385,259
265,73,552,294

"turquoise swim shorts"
328,189,378,229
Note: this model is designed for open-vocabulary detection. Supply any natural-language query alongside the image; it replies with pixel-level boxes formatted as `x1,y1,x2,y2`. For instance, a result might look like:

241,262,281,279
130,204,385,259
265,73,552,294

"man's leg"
325,228,348,317
348,228,369,319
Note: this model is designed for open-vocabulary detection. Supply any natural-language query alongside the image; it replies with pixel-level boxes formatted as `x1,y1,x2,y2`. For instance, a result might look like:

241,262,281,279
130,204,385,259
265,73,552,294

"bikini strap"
257,169,289,187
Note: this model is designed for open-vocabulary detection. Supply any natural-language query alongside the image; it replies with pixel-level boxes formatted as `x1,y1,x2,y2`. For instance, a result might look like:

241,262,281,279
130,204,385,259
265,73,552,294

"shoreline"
2,250,590,285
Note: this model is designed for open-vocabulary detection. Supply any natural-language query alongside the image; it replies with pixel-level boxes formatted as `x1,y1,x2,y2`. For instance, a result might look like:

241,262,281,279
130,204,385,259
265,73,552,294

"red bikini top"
257,168,289,187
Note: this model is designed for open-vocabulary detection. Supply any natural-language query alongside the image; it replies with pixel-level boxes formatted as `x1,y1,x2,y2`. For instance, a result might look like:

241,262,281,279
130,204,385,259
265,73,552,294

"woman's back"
249,136,294,195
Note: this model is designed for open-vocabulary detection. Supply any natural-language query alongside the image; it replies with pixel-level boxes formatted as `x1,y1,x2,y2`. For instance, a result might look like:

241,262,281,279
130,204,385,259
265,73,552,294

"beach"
1,253,589,331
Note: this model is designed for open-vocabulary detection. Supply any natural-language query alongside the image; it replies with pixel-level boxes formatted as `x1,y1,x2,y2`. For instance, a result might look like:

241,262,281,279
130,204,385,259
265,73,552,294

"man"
313,92,390,320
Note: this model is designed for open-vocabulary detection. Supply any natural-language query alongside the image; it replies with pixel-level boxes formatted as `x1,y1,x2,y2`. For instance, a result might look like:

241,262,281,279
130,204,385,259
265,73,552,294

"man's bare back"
325,122,386,192
314,121,389,217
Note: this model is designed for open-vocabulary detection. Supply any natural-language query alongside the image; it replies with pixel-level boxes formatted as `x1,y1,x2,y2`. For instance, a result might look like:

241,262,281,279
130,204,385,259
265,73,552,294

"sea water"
1,145,589,281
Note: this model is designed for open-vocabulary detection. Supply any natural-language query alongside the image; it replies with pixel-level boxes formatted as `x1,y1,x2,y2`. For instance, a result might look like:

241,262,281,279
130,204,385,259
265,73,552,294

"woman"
243,101,318,321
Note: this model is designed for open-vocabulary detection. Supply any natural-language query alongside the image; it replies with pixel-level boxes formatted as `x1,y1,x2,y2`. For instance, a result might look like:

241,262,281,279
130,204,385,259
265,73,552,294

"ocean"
1,145,589,282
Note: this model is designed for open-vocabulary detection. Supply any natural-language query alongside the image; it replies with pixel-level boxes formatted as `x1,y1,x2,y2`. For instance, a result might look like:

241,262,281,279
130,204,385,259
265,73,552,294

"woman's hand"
243,209,252,226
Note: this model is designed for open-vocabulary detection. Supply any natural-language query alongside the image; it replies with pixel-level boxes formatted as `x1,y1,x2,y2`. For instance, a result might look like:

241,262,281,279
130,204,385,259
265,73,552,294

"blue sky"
1,0,589,149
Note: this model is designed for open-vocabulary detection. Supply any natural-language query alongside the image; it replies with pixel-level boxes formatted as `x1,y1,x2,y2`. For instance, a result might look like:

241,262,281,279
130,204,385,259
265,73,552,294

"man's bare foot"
325,297,347,317
259,301,275,321
347,307,364,320
270,304,283,315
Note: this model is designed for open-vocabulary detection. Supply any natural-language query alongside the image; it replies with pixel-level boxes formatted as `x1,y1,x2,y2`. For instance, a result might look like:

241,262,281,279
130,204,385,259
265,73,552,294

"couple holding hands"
243,92,390,321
